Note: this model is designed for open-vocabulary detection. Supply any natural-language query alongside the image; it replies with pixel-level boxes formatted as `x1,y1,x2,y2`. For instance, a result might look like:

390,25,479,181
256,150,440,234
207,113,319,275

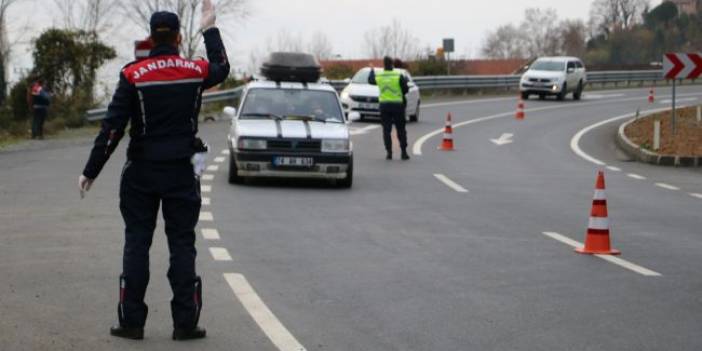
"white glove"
200,0,216,32
78,175,94,199
192,152,208,178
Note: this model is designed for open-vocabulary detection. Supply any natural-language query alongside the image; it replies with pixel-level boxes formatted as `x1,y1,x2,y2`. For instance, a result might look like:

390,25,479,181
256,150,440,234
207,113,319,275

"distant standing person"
368,56,410,160
28,78,51,139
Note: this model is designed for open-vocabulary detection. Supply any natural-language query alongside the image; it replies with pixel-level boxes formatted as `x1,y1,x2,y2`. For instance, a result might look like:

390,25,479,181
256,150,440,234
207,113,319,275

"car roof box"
261,52,321,83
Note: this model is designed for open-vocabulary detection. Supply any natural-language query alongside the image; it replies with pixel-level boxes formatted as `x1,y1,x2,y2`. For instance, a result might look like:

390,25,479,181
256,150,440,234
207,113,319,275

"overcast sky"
7,0,665,85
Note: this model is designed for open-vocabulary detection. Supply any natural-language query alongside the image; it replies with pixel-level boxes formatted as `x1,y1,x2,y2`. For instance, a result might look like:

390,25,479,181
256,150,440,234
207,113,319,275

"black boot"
172,326,207,341
110,325,144,340
386,151,392,160
401,150,410,160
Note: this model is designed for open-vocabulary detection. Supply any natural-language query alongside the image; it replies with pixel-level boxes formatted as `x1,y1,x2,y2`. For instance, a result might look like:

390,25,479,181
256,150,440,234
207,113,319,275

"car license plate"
359,102,378,110
273,157,314,167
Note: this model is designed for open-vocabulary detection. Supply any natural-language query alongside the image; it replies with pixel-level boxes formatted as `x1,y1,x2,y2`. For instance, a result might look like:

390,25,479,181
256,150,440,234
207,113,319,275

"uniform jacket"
83,28,230,179
30,83,51,109
368,68,410,105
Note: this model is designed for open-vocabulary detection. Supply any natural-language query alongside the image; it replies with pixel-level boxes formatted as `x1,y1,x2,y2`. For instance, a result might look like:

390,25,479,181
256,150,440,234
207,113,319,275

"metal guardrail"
85,70,675,121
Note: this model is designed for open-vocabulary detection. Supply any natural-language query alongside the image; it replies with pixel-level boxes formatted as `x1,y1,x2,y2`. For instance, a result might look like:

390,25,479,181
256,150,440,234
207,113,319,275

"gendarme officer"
368,56,410,160
78,0,229,341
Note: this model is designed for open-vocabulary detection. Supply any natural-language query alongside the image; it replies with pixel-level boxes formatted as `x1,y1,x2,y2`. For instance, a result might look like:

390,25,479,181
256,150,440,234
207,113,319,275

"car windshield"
530,61,566,72
240,88,344,123
351,69,372,84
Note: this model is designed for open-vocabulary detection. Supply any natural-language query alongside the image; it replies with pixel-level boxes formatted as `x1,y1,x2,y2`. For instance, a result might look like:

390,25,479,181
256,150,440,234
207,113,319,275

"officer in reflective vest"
368,56,410,160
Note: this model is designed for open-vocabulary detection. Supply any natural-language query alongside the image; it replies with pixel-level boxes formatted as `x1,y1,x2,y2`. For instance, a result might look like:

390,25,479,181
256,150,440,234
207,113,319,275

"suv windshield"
240,88,344,123
530,61,566,72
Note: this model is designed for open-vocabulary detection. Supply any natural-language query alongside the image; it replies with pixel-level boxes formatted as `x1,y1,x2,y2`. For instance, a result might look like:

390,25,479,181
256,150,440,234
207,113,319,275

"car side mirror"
343,78,351,83
348,111,361,123
223,106,237,120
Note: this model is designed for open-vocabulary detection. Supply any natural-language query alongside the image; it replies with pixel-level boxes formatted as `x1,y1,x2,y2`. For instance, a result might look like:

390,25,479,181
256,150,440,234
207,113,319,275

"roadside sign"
442,38,454,53
663,53,702,80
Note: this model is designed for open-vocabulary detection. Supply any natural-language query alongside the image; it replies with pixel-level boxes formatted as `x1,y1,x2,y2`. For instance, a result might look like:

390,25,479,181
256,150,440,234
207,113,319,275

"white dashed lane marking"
542,232,662,277
606,166,622,172
433,174,469,193
627,173,647,180
222,149,230,155
207,165,220,172
214,157,226,163
201,185,212,193
655,183,680,191
202,174,215,181
202,197,211,206
199,211,213,221
209,247,232,261
201,228,221,240
224,273,308,351
690,193,702,199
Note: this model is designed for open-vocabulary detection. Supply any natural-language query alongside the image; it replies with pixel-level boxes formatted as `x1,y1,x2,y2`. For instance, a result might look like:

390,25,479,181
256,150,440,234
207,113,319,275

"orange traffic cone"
438,113,455,151
515,97,525,120
648,88,655,104
576,171,621,255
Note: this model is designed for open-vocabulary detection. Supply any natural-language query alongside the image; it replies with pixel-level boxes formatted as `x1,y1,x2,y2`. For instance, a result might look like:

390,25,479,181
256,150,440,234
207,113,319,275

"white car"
520,57,587,101
340,67,421,122
227,81,357,188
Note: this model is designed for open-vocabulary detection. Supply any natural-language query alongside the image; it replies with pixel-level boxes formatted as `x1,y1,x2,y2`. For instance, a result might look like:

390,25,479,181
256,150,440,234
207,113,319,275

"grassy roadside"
0,125,101,151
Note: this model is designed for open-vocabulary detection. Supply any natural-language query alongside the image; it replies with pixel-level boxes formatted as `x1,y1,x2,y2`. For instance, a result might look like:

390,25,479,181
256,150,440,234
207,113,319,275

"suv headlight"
237,138,267,150
322,139,349,153
340,91,350,101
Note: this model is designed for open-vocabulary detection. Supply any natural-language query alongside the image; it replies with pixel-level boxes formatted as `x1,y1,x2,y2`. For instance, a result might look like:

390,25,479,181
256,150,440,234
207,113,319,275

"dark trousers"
379,103,408,153
118,159,201,329
32,108,47,139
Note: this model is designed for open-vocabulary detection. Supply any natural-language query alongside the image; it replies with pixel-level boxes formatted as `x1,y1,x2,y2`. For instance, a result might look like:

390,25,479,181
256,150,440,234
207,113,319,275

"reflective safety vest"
375,70,403,104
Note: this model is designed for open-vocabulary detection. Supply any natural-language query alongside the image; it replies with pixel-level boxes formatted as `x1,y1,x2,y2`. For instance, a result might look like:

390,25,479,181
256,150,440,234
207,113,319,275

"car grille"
528,78,552,83
350,95,379,103
267,139,321,152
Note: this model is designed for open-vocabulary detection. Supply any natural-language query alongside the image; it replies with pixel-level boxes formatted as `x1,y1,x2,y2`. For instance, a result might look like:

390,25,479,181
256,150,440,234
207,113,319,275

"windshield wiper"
240,112,284,120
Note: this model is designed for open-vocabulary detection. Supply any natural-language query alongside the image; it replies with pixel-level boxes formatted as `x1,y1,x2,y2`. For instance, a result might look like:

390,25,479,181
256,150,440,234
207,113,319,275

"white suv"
520,57,587,101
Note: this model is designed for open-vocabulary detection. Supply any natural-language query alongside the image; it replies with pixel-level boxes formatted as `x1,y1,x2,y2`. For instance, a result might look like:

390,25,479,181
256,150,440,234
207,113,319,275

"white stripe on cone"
593,190,607,200
588,217,610,231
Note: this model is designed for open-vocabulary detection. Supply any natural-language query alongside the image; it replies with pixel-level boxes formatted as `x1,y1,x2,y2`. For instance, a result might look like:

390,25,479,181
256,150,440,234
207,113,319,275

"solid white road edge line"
542,232,662,277
655,183,681,191
627,173,647,180
201,228,220,240
224,273,308,351
433,174,469,193
209,247,232,261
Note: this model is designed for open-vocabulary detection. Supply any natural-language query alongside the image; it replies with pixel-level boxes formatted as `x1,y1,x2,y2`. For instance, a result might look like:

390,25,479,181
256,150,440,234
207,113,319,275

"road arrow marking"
490,133,514,146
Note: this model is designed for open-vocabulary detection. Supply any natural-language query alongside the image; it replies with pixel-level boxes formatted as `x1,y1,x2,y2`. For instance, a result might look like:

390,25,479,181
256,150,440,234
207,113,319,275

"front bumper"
233,151,352,179
520,82,561,94
341,97,380,117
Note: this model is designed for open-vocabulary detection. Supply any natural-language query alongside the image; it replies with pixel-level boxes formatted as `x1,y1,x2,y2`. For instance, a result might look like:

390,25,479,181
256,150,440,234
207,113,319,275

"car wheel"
337,158,353,189
228,154,243,184
573,81,583,101
409,102,420,123
557,83,567,101
521,92,529,100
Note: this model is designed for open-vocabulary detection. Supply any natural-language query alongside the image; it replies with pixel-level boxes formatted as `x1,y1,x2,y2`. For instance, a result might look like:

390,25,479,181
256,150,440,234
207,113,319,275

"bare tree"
590,0,649,35
481,24,527,59
363,19,420,60
307,31,333,61
119,0,248,59
53,0,118,33
0,0,21,104
560,20,588,58
520,8,562,57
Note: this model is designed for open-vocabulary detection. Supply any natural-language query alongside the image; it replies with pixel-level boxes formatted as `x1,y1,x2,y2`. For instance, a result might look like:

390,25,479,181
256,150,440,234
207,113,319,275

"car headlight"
340,91,350,101
237,138,267,150
322,139,349,153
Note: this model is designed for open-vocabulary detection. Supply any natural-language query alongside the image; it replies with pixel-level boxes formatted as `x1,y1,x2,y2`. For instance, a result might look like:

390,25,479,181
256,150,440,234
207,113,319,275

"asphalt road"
1,85,701,350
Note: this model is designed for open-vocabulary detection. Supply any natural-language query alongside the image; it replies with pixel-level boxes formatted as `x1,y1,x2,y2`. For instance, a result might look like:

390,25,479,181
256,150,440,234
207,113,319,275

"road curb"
616,117,701,167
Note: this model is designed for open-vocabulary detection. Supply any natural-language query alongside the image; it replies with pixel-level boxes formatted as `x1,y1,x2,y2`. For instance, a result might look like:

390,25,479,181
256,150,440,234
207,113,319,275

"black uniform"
82,28,229,331
368,69,410,155
30,84,50,139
